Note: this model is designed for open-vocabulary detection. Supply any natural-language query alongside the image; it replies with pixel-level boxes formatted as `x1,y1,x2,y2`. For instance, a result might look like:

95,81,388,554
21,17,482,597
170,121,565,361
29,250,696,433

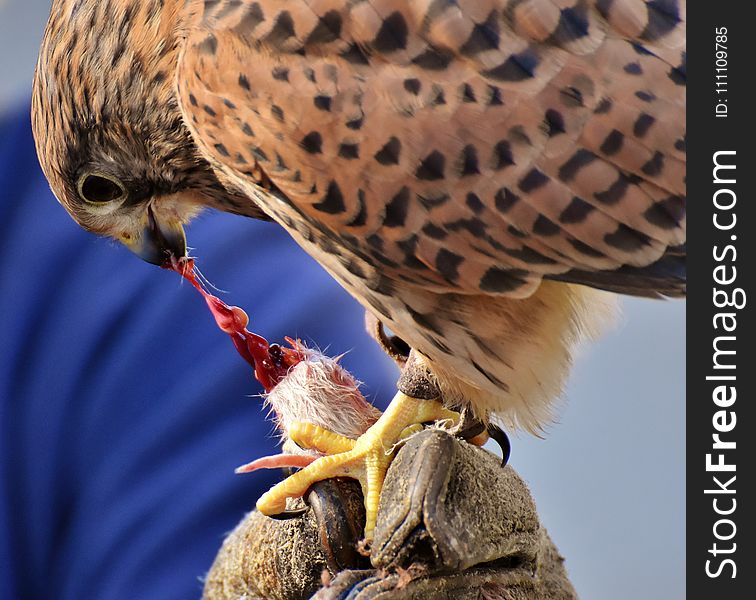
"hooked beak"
122,206,187,267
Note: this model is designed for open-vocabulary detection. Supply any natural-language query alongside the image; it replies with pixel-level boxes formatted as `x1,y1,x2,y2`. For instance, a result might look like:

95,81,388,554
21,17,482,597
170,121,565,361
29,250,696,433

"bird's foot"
255,391,459,541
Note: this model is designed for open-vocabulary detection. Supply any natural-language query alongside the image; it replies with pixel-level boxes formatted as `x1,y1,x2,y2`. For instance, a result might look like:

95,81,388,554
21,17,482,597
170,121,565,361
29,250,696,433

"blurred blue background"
0,2,685,599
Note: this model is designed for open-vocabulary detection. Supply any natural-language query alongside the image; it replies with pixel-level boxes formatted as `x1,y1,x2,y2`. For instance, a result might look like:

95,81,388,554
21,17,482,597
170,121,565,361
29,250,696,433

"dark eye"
77,173,127,204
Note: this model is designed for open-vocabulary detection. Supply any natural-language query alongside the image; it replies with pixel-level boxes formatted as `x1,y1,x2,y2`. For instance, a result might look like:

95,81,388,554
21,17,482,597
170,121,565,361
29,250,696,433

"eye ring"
77,172,127,205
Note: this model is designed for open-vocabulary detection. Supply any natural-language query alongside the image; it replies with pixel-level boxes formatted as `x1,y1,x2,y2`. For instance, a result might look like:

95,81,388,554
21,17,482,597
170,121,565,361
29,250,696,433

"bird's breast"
234,178,615,434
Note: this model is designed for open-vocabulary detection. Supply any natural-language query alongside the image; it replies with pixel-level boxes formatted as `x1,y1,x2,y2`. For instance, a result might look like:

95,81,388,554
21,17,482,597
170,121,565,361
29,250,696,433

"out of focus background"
0,2,684,599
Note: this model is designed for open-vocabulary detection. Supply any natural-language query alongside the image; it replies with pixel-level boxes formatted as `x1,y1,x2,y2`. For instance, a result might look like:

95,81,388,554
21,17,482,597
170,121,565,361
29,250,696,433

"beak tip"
124,210,187,267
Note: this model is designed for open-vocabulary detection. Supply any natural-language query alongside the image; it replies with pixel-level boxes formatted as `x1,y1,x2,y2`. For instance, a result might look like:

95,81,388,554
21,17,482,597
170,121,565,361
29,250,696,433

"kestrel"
32,0,686,539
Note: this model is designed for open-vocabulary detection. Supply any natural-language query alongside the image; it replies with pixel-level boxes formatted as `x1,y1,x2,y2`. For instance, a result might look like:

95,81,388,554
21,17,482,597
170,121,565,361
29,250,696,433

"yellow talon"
287,422,357,454
255,392,460,541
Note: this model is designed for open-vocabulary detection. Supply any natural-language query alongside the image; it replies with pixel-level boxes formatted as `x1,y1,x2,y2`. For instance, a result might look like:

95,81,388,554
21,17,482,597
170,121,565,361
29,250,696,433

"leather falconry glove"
204,429,577,600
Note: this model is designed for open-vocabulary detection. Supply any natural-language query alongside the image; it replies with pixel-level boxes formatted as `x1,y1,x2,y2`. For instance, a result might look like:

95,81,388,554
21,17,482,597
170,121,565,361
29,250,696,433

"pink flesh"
235,453,318,473
168,258,304,392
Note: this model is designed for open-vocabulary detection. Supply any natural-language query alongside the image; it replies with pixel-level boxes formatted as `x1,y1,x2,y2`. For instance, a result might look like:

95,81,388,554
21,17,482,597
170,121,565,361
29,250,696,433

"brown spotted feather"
32,0,686,431
178,0,685,295
173,0,686,429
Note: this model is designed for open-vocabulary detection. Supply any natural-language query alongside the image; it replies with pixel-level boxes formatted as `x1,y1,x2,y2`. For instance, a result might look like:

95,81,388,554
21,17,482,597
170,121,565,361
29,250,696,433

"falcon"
32,0,686,539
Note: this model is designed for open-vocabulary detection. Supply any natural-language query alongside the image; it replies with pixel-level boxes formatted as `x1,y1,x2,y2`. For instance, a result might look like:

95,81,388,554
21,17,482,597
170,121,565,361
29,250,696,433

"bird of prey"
32,0,686,539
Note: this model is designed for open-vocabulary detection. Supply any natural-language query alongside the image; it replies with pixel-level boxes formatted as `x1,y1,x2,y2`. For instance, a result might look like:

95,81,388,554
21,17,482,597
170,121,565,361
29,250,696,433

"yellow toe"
256,392,460,540
288,421,357,454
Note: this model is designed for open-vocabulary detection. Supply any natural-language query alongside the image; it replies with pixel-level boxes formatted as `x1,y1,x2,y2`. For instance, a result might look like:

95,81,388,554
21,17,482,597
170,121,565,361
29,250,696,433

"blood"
167,258,304,392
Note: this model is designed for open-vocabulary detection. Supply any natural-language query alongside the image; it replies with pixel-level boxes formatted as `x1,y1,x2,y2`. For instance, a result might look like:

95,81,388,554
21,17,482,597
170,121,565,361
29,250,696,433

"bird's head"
31,0,266,267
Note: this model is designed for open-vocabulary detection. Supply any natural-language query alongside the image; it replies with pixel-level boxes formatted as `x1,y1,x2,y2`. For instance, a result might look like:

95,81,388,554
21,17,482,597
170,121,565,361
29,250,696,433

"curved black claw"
487,424,511,467
454,406,486,442
265,506,309,520
365,313,410,365
456,419,486,441
264,466,312,519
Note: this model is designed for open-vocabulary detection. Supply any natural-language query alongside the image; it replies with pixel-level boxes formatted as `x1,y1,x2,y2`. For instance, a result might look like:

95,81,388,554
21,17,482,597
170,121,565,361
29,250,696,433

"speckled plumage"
33,0,685,433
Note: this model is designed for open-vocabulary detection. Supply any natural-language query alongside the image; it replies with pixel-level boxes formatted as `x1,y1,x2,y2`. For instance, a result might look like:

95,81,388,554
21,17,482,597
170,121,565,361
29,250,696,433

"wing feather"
179,0,686,298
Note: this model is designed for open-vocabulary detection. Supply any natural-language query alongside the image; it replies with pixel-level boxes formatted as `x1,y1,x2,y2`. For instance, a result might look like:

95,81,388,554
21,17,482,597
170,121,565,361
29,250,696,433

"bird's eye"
77,173,127,204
